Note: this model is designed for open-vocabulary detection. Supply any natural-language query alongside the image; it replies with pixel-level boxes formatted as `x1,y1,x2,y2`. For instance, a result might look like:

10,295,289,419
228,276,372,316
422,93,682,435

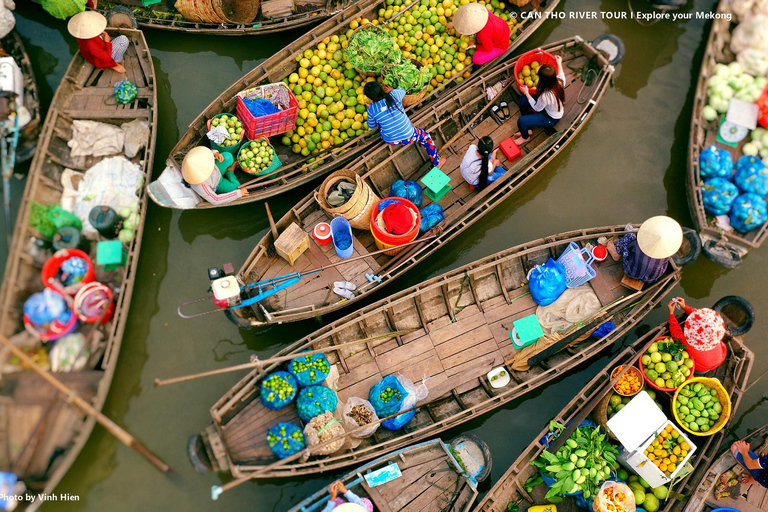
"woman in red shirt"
67,11,128,73
452,3,511,65
667,297,727,373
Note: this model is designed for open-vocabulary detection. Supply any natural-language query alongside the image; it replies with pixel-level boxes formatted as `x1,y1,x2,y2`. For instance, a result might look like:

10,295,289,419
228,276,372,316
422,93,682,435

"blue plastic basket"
557,242,597,288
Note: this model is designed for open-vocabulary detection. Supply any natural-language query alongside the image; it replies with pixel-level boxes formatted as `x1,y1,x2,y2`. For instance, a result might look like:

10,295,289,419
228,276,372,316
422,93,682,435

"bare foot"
742,472,757,485
511,135,527,146
112,64,126,73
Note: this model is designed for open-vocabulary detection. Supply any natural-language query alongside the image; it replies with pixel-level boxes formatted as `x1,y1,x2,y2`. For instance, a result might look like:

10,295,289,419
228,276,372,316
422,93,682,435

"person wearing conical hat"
182,146,247,205
614,216,683,284
320,481,371,512
667,297,727,372
451,3,510,65
67,11,128,73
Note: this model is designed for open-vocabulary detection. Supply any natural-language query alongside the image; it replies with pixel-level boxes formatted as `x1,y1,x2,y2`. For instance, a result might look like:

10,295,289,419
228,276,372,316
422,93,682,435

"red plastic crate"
235,82,298,140
500,137,521,161
514,49,557,96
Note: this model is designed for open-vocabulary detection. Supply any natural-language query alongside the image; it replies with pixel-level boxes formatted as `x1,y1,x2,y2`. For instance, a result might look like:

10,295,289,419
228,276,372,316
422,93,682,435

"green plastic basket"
237,139,282,176
207,114,245,155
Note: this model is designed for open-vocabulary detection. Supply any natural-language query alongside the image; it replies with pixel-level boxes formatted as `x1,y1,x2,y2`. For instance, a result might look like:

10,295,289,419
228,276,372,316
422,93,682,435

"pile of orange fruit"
611,365,643,396
643,424,691,476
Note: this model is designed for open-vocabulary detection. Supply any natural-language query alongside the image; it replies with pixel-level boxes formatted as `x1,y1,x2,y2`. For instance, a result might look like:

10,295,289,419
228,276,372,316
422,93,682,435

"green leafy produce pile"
345,26,402,74
382,60,433,93
28,202,56,238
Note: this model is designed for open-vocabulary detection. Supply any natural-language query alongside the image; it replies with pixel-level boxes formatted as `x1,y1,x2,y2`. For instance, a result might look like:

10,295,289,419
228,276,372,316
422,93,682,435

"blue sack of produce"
702,177,739,216
699,145,733,179
243,97,280,118
296,385,338,422
730,193,768,233
369,375,408,418
260,371,298,410
288,353,331,387
528,258,567,306
267,422,305,459
419,203,444,234
390,180,423,207
378,374,429,431
733,155,768,195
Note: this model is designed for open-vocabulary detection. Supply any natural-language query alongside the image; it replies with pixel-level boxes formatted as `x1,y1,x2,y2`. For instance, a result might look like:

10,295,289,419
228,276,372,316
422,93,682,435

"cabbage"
729,76,744,90
729,62,744,77
744,142,759,156
753,127,768,139
703,105,718,122
742,73,755,85
714,63,730,78
707,75,727,90
122,217,137,230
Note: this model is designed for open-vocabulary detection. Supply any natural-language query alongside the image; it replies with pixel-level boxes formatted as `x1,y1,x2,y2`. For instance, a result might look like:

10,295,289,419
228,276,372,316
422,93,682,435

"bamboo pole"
0,334,171,474
154,329,417,387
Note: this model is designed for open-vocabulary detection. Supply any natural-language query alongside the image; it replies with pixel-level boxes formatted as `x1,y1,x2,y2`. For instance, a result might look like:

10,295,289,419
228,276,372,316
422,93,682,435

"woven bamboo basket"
348,24,400,77
174,0,227,23
175,0,259,23
345,182,378,230
594,392,618,441
384,57,431,108
315,170,379,230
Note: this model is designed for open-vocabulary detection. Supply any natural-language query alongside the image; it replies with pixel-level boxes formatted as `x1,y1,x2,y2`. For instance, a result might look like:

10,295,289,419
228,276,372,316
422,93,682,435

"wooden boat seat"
620,275,644,291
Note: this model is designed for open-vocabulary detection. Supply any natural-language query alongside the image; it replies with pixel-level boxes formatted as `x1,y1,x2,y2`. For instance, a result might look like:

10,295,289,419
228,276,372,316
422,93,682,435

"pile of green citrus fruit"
640,338,694,390
675,381,724,433
238,140,275,174
210,114,244,147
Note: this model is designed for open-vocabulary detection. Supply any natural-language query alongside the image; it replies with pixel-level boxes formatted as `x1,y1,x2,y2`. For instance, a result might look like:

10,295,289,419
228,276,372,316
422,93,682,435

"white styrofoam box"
619,420,697,487
607,390,667,451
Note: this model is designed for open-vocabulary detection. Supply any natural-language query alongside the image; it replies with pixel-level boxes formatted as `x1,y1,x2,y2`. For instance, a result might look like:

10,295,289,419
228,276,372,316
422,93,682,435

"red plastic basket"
637,336,696,393
514,49,557,96
235,82,298,140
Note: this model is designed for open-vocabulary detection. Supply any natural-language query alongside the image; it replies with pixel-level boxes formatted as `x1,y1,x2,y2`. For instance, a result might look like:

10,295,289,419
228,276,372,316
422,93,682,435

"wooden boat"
147,0,561,209
473,314,754,512
189,225,680,481
0,28,156,508
684,424,768,512
687,0,767,267
194,36,614,328
288,439,480,512
1,29,41,163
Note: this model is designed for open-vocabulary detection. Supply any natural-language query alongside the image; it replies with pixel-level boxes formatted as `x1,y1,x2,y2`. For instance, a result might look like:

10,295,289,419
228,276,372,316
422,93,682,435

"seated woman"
460,136,506,190
365,82,440,168
667,297,727,373
67,11,128,74
511,55,565,146
451,3,510,66
321,481,371,512
614,216,682,285
181,146,247,205
731,440,768,488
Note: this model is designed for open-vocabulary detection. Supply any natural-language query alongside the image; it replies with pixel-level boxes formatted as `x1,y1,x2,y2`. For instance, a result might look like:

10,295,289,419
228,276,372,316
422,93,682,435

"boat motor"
207,264,243,309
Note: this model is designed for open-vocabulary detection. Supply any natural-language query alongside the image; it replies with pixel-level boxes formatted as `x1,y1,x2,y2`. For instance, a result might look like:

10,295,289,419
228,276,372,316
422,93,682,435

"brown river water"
1,0,766,509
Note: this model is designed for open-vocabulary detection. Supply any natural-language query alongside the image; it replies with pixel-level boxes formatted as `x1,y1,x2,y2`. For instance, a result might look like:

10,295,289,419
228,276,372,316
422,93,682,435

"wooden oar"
0,333,171,474
154,329,416,387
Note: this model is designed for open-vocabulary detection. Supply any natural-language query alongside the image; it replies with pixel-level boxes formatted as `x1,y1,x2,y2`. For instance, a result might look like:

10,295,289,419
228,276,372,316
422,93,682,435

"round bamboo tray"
348,23,399,77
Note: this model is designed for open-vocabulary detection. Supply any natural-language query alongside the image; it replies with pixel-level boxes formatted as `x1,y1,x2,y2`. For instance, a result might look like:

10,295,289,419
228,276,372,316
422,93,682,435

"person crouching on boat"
322,481,370,512
668,298,727,373
181,146,247,205
451,3,510,65
364,82,440,168
461,136,507,190
511,57,565,146
731,440,768,489
614,216,682,285
67,11,128,74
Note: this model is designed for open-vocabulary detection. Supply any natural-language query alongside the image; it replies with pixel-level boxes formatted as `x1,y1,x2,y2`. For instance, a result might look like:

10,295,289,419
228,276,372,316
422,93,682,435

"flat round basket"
594,392,618,441
449,434,492,483
347,23,399,77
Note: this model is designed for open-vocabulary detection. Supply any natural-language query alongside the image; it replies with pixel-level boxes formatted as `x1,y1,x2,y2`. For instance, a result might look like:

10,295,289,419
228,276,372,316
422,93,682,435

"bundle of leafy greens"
345,25,401,74
382,60,433,94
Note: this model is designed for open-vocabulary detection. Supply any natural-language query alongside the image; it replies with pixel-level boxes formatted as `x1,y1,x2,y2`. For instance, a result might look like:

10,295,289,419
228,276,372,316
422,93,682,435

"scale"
717,118,749,146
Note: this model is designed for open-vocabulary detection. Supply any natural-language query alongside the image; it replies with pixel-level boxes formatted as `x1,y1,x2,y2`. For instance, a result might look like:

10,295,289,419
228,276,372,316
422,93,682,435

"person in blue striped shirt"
365,82,440,167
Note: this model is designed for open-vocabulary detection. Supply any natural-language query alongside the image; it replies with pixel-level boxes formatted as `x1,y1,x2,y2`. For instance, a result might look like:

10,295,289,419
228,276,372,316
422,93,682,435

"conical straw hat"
637,216,683,259
67,11,108,40
181,147,216,185
453,3,489,35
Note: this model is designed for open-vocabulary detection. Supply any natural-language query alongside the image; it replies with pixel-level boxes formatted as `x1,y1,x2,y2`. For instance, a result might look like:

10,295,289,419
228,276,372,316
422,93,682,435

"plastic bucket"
41,249,95,296
74,282,115,324
592,245,608,262
330,217,354,259
312,222,332,245
370,198,421,256
237,138,282,176
514,49,557,95
671,377,731,436
23,289,79,342
207,114,245,155
88,206,121,239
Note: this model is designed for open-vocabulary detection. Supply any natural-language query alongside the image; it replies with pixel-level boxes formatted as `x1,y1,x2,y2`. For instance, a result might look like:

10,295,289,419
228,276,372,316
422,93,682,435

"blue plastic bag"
592,321,616,339
289,353,331,387
369,375,408,418
733,155,768,195
23,288,68,325
381,408,416,430
702,177,739,216
730,193,768,233
296,385,338,422
390,180,423,207
528,258,567,306
267,422,305,459
419,203,444,233
260,371,298,410
243,97,279,118
699,145,733,179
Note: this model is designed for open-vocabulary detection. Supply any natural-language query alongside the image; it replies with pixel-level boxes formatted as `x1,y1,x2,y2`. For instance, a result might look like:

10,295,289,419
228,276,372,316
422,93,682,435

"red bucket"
514,49,557,96
370,198,421,256
312,222,332,245
74,282,115,324
41,249,95,296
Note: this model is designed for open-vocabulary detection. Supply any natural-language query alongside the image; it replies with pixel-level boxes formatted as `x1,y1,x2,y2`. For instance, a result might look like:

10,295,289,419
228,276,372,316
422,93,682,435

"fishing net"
267,422,305,459
343,397,380,438
699,145,733,179
288,353,331,387
702,177,739,216
733,155,768,195
260,371,298,410
536,287,600,335
296,385,338,422
303,411,346,455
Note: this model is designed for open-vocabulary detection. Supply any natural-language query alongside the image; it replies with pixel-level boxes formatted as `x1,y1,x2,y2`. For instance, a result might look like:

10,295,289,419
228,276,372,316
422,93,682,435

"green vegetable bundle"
382,60,432,94
345,25,401,74
532,422,620,502
28,202,57,238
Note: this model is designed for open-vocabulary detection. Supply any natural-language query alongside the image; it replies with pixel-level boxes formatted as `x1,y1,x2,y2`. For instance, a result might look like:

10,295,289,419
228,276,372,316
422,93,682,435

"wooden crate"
275,222,310,266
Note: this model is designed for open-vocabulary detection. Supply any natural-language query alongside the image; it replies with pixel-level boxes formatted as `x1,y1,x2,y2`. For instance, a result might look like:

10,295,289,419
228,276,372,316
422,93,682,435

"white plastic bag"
304,411,346,455
343,397,380,438
121,119,149,158
67,120,125,158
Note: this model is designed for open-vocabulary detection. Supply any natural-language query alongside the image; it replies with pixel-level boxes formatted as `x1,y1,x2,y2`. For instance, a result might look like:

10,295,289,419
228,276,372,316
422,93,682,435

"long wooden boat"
1,29,41,163
289,439,479,511
473,315,754,512
684,423,768,512
147,0,561,209
201,36,614,328
687,1,767,267
190,225,680,480
0,28,156,508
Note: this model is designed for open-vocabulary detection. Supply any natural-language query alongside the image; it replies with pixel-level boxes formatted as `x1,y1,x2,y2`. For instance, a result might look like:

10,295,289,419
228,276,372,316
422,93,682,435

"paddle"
1,106,19,247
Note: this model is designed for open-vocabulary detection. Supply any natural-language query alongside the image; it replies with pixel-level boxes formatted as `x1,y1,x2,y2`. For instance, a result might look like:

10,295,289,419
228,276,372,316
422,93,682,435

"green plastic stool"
510,314,544,349
97,241,127,271
420,167,452,202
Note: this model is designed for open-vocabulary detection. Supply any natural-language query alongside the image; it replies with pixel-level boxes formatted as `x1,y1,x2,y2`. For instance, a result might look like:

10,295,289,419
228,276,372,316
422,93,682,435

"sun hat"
452,3,489,36
684,308,726,351
636,216,683,259
333,504,367,512
67,11,108,40
181,147,216,185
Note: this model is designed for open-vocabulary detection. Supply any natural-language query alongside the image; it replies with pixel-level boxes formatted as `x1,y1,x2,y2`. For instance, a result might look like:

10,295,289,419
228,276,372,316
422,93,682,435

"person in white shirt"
460,136,506,190
511,55,565,146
